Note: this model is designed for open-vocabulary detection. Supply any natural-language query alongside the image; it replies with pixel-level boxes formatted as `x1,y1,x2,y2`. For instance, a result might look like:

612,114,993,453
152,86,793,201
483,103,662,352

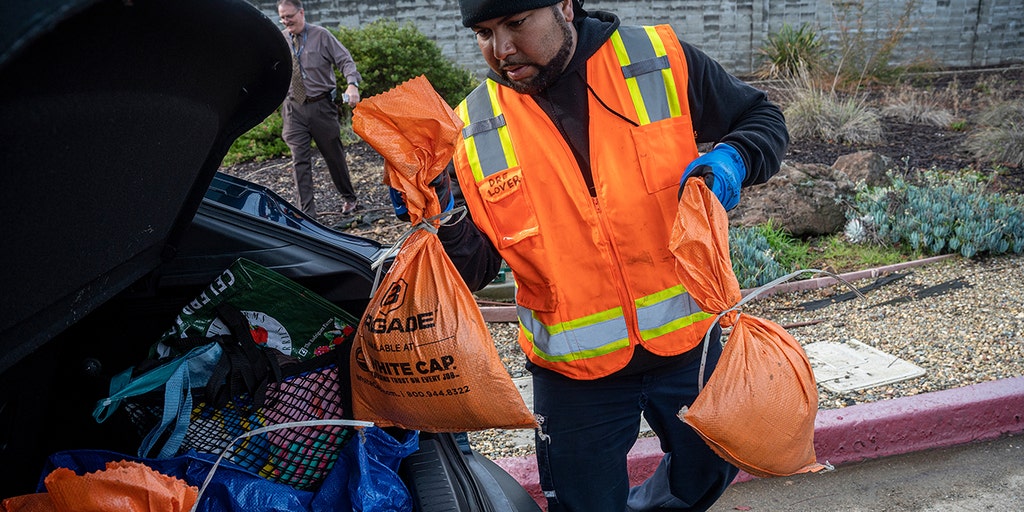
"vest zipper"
591,195,642,343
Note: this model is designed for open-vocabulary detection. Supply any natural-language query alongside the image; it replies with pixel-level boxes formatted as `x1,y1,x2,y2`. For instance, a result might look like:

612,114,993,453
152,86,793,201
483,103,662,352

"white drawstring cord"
369,206,468,294
695,268,866,392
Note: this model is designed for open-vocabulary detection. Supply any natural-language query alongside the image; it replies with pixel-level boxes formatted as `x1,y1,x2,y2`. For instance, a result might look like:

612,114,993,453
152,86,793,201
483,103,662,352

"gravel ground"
469,252,1024,460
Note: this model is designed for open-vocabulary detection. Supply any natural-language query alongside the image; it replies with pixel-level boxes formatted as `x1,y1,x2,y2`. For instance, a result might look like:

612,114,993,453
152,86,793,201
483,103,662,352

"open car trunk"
0,1,539,509
0,0,290,374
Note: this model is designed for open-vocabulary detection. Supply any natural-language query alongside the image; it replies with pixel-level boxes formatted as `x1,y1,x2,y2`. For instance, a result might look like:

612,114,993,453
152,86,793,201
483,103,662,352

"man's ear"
560,0,574,22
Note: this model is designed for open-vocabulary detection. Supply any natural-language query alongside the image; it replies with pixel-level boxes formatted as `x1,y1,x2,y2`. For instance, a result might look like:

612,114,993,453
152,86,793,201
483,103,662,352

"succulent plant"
846,170,1024,258
729,226,789,289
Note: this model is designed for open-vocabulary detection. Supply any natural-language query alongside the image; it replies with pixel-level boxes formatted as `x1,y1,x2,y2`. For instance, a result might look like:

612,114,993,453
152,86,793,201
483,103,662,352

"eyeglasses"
279,9,301,21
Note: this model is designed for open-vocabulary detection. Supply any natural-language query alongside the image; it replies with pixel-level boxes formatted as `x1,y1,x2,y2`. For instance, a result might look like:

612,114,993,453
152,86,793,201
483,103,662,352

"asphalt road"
709,433,1024,512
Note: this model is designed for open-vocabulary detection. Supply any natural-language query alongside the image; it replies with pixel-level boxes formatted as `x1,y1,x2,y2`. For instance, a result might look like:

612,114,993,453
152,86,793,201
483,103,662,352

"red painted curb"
492,376,1024,507
741,254,958,298
810,376,1024,465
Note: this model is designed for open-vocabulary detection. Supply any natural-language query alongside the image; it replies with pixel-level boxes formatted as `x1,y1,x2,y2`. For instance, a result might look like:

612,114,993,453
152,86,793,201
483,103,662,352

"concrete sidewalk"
493,376,1024,509
709,432,1024,511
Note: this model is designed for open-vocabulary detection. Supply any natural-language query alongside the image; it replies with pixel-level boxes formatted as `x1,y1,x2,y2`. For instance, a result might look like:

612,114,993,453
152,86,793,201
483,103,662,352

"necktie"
290,34,306,103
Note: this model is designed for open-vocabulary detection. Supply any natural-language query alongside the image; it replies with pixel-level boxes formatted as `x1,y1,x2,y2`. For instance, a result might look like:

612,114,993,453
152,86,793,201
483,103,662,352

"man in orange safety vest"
390,1,788,510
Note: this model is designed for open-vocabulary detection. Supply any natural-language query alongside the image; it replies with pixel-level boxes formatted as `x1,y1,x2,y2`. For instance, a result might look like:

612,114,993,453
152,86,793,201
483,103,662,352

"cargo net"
126,363,355,491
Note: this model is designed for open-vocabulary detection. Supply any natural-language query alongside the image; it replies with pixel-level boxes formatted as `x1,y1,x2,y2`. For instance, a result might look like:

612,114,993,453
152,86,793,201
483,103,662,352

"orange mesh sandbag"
43,461,198,512
350,228,537,431
669,178,828,478
348,75,537,432
668,178,743,325
686,315,825,477
352,75,459,227
1,494,55,512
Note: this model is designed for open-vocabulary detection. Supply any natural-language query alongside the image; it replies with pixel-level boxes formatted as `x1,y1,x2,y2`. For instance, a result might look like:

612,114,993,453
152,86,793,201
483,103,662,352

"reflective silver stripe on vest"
461,82,513,179
635,285,711,340
518,284,709,362
615,25,675,124
518,305,630,362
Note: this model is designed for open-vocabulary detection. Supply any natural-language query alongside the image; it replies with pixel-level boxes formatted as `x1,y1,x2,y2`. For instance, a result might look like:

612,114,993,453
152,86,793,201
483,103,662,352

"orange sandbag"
349,75,537,432
1,494,55,512
682,315,827,477
670,178,827,477
352,74,460,227
43,461,198,512
669,178,743,326
350,228,537,431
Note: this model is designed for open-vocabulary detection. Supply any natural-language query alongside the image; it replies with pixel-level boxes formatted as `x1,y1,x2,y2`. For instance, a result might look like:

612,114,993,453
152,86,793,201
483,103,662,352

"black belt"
301,92,330,104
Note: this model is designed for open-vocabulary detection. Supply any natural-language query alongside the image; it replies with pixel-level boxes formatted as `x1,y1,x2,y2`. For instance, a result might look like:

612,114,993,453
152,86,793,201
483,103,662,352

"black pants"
532,334,737,511
281,96,355,216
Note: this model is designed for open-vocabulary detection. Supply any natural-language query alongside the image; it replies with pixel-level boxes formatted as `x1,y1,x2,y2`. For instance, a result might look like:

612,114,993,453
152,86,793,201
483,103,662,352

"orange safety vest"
453,25,715,380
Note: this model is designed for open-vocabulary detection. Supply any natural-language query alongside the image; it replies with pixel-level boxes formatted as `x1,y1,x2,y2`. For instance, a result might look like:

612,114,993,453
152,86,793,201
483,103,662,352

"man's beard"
501,16,573,95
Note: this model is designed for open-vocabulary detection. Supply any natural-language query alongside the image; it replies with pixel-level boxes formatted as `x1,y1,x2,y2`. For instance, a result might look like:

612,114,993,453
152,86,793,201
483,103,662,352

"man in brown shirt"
277,0,363,217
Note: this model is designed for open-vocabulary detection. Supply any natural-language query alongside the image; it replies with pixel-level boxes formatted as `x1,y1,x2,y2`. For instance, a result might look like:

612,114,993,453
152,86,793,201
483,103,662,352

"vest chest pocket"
477,167,539,249
631,115,698,195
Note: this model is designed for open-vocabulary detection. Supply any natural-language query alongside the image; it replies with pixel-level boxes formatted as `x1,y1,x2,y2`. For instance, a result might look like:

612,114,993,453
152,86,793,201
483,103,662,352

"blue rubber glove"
679,143,746,211
388,187,411,222
389,170,454,222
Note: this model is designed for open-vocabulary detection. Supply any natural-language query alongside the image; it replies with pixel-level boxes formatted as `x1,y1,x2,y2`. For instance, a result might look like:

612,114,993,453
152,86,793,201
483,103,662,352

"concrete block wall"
255,0,1023,78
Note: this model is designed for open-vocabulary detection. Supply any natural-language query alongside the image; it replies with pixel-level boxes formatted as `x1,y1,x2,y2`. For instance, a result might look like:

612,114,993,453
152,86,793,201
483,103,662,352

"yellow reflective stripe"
457,99,487,182
635,283,684,308
640,311,713,340
634,285,712,340
484,79,502,115
644,26,682,118
557,305,623,332
486,80,519,169
611,30,651,125
610,29,630,68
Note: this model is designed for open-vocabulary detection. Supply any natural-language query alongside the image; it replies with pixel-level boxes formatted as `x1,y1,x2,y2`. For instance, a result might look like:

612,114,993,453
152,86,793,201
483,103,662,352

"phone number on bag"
405,386,470,398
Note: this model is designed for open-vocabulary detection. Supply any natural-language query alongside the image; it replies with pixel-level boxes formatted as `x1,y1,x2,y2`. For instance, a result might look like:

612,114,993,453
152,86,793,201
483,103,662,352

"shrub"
831,0,921,85
817,232,917,270
332,19,478,108
846,170,1024,258
223,109,289,166
963,100,1024,168
730,226,788,289
972,74,1017,103
729,221,807,288
756,23,828,80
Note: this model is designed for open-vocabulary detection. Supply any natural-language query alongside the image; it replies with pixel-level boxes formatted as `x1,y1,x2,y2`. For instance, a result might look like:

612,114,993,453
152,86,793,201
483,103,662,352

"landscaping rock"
832,150,892,187
728,161,855,236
